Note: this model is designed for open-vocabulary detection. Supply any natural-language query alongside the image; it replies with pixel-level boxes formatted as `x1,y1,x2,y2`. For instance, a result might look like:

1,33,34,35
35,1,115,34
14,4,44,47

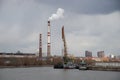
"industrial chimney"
47,21,51,57
39,34,42,59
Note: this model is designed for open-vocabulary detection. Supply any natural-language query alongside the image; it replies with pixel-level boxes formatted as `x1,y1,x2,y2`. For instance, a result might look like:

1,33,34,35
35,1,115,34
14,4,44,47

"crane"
62,26,68,64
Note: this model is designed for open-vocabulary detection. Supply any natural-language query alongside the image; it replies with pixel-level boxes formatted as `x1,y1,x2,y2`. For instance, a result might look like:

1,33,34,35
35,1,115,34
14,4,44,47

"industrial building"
0,53,36,58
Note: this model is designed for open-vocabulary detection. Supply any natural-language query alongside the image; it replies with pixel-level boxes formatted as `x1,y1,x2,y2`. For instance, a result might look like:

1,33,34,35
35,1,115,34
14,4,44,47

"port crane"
62,26,69,64
54,26,75,69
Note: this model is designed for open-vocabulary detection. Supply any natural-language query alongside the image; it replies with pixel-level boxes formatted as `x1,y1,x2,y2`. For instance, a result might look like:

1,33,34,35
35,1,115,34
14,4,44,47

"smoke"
48,8,64,21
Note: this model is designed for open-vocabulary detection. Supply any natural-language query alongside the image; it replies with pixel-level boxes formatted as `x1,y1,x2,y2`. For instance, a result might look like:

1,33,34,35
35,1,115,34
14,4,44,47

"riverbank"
53,64,120,71
88,66,120,71
1,65,120,72
0,65,53,68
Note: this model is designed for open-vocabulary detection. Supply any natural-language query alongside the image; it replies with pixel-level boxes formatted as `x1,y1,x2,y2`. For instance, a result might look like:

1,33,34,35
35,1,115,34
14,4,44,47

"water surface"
0,67,120,80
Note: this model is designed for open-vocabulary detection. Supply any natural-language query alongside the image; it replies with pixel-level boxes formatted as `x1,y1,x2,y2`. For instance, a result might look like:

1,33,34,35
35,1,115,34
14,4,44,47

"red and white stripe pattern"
39,34,42,59
47,21,51,57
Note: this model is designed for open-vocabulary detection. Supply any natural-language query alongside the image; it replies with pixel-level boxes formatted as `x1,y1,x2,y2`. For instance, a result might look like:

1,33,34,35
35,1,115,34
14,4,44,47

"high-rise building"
85,51,92,57
97,51,105,58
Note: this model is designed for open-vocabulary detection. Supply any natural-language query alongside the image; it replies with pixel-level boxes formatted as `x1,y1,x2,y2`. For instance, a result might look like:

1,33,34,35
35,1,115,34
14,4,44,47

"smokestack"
47,21,51,57
39,34,42,59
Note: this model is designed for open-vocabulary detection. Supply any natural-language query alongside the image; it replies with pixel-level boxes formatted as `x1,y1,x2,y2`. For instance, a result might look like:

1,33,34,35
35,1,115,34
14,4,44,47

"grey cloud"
62,11,120,56
0,0,120,56
36,0,120,14
0,0,53,53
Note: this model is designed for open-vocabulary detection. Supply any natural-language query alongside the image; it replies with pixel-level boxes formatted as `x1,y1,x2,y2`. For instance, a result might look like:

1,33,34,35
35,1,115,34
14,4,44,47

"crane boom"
62,26,67,59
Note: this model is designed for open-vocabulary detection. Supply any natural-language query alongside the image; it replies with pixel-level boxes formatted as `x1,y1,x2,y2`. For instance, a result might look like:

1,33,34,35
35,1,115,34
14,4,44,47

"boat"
79,60,88,70
63,62,76,69
54,62,63,69
79,65,88,70
53,62,75,69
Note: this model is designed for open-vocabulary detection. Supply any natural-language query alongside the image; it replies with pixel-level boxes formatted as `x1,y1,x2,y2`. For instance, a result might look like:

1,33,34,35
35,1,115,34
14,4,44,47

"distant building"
95,62,120,67
92,57,109,62
0,53,36,58
85,51,92,57
92,57,102,62
97,51,105,58
109,54,115,59
116,55,120,61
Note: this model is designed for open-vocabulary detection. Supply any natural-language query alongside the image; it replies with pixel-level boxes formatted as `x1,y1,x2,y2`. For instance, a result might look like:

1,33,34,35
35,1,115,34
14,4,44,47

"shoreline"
0,65,53,68
88,66,120,72
0,65,120,72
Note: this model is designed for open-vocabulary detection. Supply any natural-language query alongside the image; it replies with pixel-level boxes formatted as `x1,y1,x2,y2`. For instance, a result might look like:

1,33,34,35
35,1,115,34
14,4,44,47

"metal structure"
39,34,42,59
62,26,67,57
62,26,68,63
47,21,51,57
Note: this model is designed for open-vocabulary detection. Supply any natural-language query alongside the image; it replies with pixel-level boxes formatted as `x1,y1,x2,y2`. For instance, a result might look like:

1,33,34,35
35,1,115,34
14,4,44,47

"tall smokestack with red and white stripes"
39,34,42,59
47,8,64,57
47,21,51,57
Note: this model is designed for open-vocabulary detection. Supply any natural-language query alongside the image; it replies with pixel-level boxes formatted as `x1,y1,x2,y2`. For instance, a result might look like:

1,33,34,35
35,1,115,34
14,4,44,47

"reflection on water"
0,67,120,80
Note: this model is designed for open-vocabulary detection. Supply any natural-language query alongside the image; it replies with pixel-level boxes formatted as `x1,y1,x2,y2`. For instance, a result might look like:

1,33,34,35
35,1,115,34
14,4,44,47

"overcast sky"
0,0,120,57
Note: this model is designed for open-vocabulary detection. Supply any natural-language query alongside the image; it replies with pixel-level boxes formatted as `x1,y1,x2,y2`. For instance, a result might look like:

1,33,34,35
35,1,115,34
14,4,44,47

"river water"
0,67,120,80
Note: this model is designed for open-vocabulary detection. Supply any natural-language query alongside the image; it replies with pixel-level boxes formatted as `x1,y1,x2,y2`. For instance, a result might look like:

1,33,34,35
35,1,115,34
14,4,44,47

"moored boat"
79,65,88,70
63,62,75,69
79,60,88,70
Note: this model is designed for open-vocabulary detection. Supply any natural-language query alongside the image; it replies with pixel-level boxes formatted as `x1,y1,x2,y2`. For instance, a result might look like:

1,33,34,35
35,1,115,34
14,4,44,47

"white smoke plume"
48,8,64,21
